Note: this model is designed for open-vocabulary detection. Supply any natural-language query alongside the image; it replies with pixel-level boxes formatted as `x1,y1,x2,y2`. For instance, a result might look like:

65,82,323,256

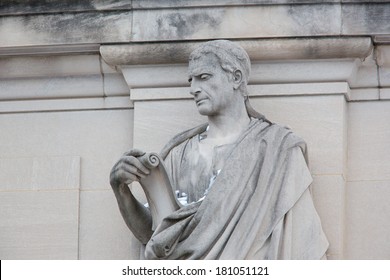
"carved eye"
188,77,192,83
200,74,211,80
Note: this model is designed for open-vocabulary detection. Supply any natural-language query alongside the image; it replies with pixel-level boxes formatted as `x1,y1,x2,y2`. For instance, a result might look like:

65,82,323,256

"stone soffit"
100,37,373,66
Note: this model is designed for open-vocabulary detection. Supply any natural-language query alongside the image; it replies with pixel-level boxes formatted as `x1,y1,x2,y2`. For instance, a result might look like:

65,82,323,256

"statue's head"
188,40,270,122
189,40,251,95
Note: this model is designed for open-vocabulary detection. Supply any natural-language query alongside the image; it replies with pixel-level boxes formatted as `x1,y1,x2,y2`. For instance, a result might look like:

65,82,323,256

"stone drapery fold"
145,119,328,259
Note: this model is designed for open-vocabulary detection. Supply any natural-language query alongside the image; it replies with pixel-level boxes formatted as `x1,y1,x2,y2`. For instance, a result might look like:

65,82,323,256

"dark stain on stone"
287,4,335,35
156,11,222,39
341,3,390,34
16,10,130,44
0,0,95,15
361,3,390,33
0,0,131,15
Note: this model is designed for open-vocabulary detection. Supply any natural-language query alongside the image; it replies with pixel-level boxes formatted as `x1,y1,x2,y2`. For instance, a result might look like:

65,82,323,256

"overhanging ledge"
100,37,373,66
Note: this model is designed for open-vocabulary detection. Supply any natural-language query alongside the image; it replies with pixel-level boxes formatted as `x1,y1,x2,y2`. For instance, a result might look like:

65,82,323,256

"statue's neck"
206,105,250,146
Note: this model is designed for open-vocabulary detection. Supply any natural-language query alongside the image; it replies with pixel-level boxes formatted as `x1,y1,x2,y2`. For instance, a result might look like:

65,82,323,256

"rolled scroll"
137,152,181,230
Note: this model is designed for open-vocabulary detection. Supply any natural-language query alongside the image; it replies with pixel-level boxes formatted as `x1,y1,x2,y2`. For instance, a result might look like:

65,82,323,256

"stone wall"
1,0,389,259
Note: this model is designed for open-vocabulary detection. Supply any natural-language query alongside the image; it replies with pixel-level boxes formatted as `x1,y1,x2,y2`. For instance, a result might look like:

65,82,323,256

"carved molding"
100,37,373,67
131,82,351,102
0,44,100,57
374,35,390,45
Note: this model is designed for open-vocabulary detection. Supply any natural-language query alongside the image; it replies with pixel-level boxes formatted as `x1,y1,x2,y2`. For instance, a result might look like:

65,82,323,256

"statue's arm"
109,149,153,244
111,182,153,244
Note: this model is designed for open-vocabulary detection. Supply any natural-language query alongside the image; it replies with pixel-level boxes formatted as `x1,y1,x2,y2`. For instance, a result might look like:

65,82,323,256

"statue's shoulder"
160,123,208,159
261,122,306,152
259,121,291,138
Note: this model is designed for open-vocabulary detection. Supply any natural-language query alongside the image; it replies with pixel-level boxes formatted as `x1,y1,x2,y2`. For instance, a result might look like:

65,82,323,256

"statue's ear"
232,69,243,89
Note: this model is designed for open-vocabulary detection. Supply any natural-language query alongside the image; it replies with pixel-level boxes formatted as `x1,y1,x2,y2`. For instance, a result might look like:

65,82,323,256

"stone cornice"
1,3,389,49
0,1,367,16
100,37,373,66
0,44,100,57
374,35,390,45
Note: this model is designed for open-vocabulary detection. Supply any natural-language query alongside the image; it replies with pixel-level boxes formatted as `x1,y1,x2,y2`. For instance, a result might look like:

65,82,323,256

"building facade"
0,0,390,259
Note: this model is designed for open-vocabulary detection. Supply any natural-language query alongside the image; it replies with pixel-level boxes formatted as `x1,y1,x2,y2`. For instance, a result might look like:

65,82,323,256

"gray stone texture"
100,38,372,66
79,190,137,259
1,2,389,49
131,5,341,41
342,3,390,35
0,0,132,15
0,11,132,47
132,0,340,9
0,190,79,259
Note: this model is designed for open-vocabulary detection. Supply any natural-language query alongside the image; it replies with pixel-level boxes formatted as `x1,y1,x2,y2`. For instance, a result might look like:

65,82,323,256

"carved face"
188,54,236,116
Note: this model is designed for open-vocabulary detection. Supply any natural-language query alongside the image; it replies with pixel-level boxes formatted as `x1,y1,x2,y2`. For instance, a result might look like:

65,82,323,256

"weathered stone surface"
121,65,189,88
0,155,80,191
0,110,133,190
342,3,390,35
251,95,347,176
79,190,136,259
104,73,130,96
0,11,132,47
0,54,129,108
4,0,333,16
0,75,104,100
131,5,341,41
100,37,372,66
345,180,390,259
249,83,350,99
0,54,130,112
311,175,346,259
251,60,358,86
350,88,380,101
2,2,388,50
377,45,390,66
350,66,379,88
0,97,132,114
374,35,390,44
133,0,340,9
377,46,390,87
0,0,132,15
342,0,390,2
380,88,390,100
0,55,101,79
0,44,100,56
31,156,80,190
348,101,390,181
0,2,388,50
0,158,33,191
0,190,79,259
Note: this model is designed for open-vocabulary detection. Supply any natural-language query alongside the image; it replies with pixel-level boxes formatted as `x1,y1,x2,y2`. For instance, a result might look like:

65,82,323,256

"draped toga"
144,118,329,259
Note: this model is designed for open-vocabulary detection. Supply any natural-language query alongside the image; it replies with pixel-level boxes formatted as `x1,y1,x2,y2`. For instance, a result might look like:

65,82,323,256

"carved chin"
197,106,216,116
195,99,216,115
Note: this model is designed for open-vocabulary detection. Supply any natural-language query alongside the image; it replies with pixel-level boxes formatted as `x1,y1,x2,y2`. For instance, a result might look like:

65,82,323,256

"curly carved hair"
189,40,251,91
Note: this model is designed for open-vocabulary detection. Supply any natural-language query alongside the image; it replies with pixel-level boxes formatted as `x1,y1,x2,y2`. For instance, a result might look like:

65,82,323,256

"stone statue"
110,40,329,259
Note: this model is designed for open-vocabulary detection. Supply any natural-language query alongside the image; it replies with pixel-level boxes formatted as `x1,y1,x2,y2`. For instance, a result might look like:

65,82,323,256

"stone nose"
189,80,201,96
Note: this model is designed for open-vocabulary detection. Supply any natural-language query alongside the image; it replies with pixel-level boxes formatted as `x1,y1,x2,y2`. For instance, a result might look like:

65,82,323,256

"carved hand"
109,149,151,188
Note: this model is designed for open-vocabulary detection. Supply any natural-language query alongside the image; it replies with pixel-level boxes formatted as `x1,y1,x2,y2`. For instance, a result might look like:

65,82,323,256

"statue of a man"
110,40,329,259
